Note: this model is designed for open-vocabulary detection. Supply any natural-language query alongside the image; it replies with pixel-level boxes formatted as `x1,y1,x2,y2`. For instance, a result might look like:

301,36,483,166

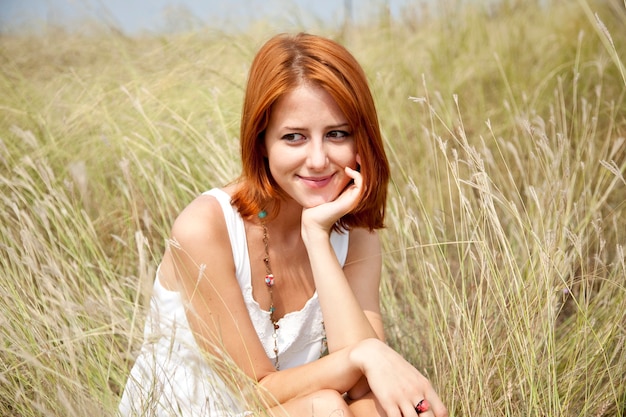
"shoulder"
170,190,231,247
344,228,382,311
160,190,238,289
344,227,382,272
347,227,381,254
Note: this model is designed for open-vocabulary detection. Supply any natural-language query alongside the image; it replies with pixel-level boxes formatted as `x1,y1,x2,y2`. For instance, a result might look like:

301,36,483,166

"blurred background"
1,0,441,34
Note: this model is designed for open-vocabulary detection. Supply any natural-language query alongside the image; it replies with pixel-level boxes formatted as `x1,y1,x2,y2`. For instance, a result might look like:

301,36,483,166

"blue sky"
0,0,421,34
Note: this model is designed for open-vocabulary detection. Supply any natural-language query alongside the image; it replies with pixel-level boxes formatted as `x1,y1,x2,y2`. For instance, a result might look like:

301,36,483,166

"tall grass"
1,0,624,415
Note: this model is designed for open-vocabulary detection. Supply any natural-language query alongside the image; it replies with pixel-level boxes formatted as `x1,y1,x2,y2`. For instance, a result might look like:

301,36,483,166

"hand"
301,165,363,241
350,339,448,417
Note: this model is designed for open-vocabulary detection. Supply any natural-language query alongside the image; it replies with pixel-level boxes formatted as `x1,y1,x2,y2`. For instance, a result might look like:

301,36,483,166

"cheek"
342,145,358,169
266,152,301,185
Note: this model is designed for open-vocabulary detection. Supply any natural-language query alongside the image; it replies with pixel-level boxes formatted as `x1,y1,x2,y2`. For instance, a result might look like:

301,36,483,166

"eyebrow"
282,123,350,131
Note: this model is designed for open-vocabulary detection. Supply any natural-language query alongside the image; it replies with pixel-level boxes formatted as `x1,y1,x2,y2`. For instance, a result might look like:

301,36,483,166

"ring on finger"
414,399,429,414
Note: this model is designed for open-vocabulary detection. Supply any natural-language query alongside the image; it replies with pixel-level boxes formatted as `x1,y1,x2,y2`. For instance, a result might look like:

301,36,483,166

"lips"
297,174,334,189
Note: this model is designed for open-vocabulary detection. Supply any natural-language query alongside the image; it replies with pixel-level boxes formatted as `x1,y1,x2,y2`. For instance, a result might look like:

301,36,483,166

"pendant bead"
265,274,274,287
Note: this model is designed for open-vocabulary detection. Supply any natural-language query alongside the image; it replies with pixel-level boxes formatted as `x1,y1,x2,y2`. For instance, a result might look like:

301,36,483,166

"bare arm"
306,228,383,350
299,167,383,346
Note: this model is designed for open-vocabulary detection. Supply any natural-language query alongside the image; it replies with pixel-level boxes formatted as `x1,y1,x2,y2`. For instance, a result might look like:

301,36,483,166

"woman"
119,32,447,417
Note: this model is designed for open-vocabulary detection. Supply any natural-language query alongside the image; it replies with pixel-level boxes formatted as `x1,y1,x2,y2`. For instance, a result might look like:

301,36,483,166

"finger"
344,165,360,181
344,166,363,193
427,396,448,417
381,404,402,417
401,401,421,417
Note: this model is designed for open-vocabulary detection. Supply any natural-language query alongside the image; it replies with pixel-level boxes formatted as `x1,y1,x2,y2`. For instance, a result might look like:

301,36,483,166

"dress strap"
202,188,249,275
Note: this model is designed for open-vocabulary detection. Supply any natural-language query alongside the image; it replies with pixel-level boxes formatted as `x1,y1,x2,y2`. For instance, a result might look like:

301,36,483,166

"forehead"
269,84,347,127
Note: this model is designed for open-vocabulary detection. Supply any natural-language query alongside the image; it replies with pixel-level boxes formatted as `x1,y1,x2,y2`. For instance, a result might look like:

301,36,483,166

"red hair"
231,32,390,230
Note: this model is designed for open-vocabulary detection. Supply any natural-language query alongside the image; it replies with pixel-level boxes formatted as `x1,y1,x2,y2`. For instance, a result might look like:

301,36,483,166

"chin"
300,193,340,208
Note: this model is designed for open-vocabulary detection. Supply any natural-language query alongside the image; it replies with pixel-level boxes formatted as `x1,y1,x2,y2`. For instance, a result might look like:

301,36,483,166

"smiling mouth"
298,174,334,189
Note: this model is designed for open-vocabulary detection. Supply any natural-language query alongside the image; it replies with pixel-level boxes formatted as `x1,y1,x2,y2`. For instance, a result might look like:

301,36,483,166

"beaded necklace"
258,210,280,369
258,210,327,370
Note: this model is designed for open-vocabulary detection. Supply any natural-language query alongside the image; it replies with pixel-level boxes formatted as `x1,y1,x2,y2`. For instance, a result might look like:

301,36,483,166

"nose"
306,138,329,171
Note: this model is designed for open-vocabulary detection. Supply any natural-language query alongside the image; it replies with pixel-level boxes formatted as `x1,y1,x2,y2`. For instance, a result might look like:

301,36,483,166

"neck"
264,197,303,237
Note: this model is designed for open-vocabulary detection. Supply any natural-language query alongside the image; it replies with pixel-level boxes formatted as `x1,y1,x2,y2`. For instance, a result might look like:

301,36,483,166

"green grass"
1,0,625,415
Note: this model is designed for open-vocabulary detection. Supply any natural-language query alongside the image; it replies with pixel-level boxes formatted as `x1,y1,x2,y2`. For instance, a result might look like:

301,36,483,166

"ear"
355,153,362,170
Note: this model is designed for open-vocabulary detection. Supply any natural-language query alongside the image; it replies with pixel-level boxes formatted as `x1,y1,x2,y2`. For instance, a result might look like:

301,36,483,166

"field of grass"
1,0,625,415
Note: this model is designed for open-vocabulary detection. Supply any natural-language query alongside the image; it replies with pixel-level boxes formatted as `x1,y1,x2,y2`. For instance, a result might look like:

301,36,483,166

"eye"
282,133,306,143
326,130,351,140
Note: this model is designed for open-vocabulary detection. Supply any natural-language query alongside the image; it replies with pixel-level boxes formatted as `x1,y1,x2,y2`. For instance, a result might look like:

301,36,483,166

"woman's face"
264,83,358,209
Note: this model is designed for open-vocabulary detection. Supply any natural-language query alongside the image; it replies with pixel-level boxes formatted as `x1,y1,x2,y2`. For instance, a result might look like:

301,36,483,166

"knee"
309,389,350,416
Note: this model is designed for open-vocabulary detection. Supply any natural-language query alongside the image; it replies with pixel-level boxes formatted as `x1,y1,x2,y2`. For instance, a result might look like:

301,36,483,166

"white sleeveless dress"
118,189,349,416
